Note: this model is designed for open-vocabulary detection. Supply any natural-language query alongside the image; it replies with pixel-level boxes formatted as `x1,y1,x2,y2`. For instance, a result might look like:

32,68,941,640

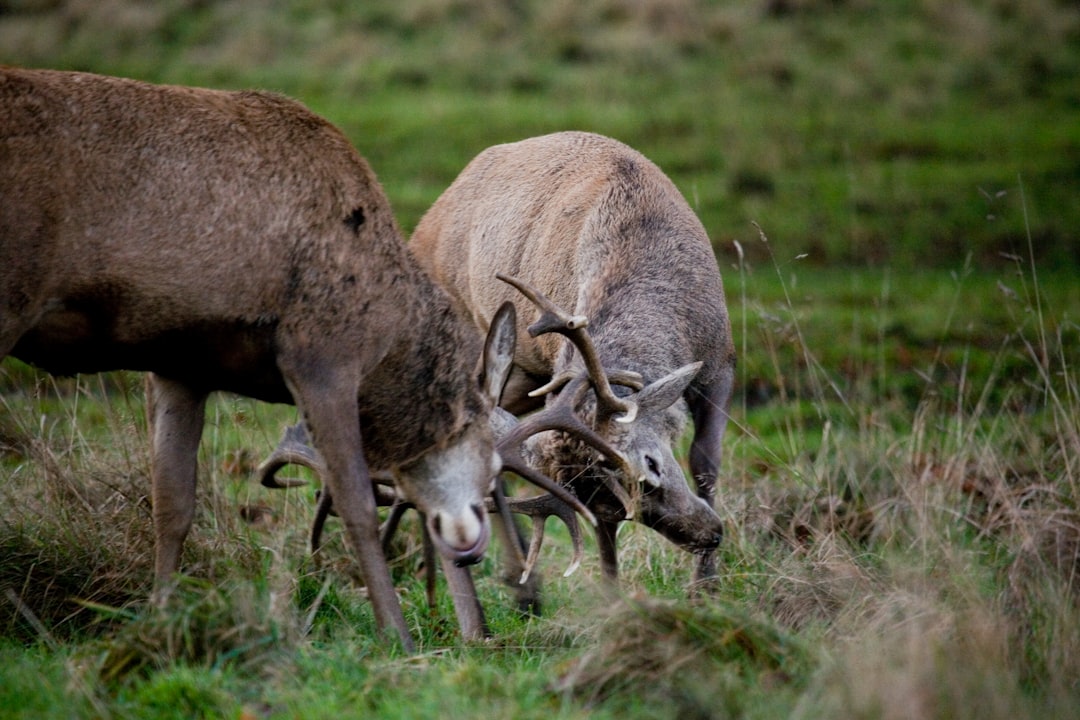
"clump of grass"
93,575,301,686
801,581,1030,720
115,664,240,720
554,592,812,715
0,420,156,643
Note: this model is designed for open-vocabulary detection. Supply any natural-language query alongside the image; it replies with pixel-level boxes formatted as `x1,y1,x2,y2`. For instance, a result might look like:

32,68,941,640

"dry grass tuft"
763,532,877,632
804,589,1027,720
1,434,156,643
554,592,809,713
0,373,300,646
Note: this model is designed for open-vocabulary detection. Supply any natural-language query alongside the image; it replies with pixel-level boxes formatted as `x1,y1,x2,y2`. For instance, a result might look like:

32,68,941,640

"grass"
3,1,1080,717
2,261,1078,718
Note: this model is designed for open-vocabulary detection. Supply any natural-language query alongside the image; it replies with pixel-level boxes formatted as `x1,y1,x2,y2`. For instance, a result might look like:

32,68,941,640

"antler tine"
484,493,584,582
528,371,575,399
495,272,588,334
497,273,638,424
311,489,334,554
257,422,325,488
505,377,640,502
308,480,406,553
529,369,645,405
605,369,646,392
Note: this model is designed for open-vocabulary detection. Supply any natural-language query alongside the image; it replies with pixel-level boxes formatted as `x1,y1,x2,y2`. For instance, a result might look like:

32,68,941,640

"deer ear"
633,361,703,416
480,301,517,403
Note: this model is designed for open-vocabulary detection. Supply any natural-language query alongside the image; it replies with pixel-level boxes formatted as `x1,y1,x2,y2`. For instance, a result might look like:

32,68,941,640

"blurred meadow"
2,1,1080,718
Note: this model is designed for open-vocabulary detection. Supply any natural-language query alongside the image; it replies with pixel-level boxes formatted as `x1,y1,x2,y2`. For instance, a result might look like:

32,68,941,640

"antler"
499,375,636,513
485,492,585,584
257,418,599,580
258,273,646,585
490,376,605,581
488,275,661,582
257,422,324,488
257,422,402,554
497,273,639,424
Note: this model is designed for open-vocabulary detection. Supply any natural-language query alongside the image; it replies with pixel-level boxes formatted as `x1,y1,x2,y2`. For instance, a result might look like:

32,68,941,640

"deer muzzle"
427,502,490,567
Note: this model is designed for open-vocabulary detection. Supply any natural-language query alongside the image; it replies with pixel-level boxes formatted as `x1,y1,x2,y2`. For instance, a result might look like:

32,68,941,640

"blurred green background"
3,0,1077,270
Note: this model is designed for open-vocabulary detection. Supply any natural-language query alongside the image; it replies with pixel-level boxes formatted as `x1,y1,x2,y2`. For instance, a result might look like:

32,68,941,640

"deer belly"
11,301,291,403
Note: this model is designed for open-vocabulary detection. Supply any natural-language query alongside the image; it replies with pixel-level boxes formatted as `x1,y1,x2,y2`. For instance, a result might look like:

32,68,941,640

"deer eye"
645,455,660,476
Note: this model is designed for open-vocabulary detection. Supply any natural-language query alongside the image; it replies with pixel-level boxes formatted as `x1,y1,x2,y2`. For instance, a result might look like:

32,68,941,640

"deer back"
1,68,480,453
410,131,733,394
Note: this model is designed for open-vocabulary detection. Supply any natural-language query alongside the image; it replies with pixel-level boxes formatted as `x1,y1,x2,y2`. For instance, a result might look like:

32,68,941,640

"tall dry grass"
553,229,1080,716
0,244,1077,717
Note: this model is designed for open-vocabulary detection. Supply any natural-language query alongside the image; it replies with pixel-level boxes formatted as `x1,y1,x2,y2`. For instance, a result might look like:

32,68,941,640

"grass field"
3,0,1078,269
2,1,1080,718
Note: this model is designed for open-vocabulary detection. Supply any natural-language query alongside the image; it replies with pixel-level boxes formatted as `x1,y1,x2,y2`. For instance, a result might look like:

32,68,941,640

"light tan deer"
0,68,592,650
410,131,735,593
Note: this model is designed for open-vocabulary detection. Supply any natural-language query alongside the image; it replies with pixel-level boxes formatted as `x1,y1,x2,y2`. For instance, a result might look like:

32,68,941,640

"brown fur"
0,68,513,650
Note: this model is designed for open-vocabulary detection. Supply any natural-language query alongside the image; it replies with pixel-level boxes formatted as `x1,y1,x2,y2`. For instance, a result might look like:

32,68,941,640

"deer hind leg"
146,373,207,593
688,368,734,585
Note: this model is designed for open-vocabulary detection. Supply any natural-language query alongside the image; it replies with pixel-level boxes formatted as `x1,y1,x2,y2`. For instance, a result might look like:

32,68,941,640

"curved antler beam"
257,422,325,488
497,273,638,424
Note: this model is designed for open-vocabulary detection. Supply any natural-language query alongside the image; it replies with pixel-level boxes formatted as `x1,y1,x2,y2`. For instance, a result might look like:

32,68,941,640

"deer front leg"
440,559,490,641
146,373,207,592
288,372,414,651
596,518,620,581
688,371,733,586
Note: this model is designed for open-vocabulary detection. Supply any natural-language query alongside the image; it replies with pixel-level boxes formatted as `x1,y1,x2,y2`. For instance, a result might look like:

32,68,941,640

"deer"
408,131,736,596
0,68,595,651
256,282,642,636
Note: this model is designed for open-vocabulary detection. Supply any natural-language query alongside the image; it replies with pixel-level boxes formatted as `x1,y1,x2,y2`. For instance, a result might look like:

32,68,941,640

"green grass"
2,265,1079,718
2,0,1078,269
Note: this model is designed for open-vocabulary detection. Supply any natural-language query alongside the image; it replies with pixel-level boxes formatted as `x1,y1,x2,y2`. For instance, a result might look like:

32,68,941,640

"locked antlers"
254,380,617,581
492,274,659,582
254,274,647,585
493,375,634,582
496,273,640,424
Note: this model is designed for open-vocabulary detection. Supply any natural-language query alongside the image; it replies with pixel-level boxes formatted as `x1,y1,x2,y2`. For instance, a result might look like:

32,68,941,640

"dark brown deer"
409,131,735,592
0,68,591,650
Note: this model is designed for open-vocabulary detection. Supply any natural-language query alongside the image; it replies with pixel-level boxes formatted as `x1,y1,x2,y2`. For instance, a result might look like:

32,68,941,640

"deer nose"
429,503,489,566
